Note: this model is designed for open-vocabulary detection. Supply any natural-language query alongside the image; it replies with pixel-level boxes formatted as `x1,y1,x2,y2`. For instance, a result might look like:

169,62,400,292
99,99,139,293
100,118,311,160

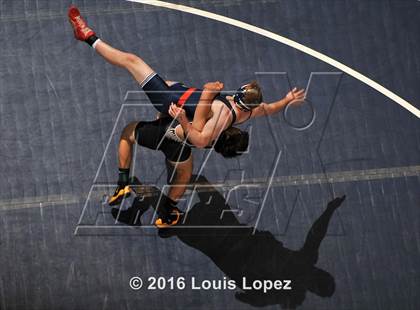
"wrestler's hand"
286,87,305,105
204,81,224,92
169,103,188,124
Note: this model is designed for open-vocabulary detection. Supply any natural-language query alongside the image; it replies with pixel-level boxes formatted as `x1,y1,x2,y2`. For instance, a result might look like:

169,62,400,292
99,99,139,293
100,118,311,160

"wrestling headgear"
233,83,263,112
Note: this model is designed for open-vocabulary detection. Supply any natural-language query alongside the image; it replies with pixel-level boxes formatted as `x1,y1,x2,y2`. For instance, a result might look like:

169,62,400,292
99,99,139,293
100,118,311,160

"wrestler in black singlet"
135,117,191,163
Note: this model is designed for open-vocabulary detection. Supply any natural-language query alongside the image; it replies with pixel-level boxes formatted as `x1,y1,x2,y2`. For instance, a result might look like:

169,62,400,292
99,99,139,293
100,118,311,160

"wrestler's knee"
166,155,192,184
124,53,141,68
121,122,138,143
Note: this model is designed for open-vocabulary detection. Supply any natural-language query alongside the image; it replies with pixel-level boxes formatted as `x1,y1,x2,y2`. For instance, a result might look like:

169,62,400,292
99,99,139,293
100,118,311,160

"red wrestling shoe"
68,5,95,41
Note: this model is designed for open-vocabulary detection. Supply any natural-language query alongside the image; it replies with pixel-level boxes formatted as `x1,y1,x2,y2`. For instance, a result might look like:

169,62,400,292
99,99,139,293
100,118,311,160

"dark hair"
214,127,249,158
243,81,263,109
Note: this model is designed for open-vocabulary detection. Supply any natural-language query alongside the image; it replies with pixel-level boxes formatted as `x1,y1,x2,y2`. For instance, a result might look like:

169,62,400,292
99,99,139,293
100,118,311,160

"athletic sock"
117,168,130,187
86,35,99,48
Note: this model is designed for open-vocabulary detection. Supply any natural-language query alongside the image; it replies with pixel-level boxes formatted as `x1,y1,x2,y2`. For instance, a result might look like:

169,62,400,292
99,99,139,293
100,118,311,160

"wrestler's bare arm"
191,81,224,131
170,103,230,148
251,87,305,118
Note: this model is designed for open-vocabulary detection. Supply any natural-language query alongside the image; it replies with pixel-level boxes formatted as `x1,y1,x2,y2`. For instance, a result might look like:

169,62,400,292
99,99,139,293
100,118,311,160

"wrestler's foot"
108,185,131,206
155,207,182,228
68,5,95,41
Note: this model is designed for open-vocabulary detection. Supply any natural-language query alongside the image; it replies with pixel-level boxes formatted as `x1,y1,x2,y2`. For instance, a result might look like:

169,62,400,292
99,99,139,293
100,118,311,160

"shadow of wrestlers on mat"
112,175,346,309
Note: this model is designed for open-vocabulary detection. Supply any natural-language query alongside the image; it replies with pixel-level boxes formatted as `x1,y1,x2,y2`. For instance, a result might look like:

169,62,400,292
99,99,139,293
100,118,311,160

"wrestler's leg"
94,40,154,85
166,155,193,201
151,81,180,119
154,154,192,228
108,122,138,206
118,122,138,170
68,5,154,85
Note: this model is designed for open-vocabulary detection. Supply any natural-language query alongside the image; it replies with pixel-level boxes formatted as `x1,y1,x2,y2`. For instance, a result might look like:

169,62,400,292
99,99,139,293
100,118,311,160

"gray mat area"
0,0,419,309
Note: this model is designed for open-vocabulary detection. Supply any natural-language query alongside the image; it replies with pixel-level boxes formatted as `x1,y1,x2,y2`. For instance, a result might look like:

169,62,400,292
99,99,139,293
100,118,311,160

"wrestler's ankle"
86,35,100,48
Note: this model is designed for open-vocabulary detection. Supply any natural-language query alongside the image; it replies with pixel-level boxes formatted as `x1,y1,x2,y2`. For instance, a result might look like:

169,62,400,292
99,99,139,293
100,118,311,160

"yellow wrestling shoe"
155,207,182,228
108,185,132,206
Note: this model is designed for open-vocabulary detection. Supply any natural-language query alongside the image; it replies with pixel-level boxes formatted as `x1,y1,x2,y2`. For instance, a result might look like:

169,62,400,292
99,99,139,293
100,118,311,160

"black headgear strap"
233,85,251,112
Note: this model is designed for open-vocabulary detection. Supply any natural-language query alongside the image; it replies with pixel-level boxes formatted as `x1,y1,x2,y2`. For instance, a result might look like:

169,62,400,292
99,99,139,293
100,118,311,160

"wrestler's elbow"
194,141,209,149
261,103,276,115
194,137,211,149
